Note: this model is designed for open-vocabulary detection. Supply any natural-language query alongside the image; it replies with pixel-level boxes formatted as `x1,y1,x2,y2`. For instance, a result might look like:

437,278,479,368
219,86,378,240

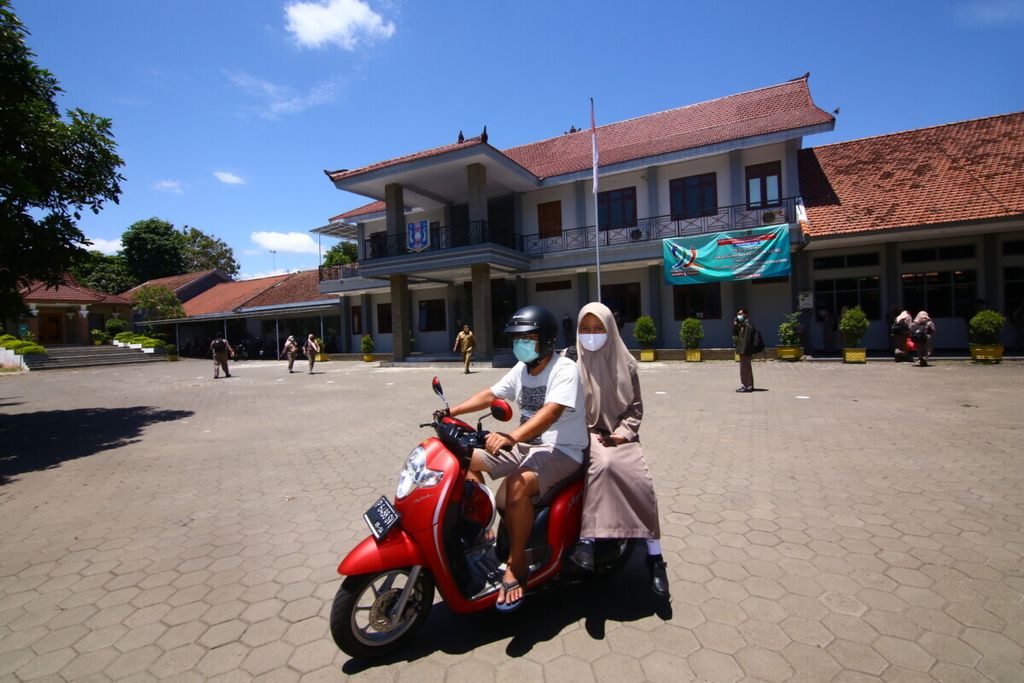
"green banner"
663,225,791,285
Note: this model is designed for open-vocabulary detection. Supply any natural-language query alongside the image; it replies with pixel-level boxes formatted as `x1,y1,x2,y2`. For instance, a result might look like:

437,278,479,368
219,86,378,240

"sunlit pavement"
1,358,1022,681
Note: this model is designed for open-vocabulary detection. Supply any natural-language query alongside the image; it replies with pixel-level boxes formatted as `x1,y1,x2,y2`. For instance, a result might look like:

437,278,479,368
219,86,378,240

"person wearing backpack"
303,333,320,374
910,311,936,366
891,308,913,361
281,335,298,373
733,307,760,393
209,332,234,379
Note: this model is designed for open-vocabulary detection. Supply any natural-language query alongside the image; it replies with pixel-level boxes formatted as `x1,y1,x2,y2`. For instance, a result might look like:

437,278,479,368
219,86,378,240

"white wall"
410,286,452,353
658,155,734,209
527,276,580,347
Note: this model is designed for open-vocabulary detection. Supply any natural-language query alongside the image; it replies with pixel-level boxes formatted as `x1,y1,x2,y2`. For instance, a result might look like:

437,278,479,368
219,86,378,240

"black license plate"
363,495,400,541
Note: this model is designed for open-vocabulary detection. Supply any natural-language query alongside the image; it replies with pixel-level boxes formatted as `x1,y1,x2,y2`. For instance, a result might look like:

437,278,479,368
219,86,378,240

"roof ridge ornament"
480,125,488,144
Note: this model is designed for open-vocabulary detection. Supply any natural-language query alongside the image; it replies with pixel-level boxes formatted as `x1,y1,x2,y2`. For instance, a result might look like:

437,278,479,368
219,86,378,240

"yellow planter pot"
734,352,741,362
843,348,867,363
776,345,802,361
363,354,374,362
315,353,330,362
167,354,178,362
970,344,1003,363
685,349,702,362
639,349,656,362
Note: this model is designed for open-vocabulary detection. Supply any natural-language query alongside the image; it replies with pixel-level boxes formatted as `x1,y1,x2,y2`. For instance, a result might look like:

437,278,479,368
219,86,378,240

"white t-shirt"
490,354,588,463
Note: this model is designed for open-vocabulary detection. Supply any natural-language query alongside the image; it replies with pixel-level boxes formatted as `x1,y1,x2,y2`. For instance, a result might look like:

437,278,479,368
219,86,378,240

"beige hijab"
575,302,637,430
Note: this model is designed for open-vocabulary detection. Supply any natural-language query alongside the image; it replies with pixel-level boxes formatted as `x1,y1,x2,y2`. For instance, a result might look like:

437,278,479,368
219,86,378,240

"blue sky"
14,0,1024,279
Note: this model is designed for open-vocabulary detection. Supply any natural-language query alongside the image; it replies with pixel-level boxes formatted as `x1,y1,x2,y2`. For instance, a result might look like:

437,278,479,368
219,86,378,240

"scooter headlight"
396,446,444,499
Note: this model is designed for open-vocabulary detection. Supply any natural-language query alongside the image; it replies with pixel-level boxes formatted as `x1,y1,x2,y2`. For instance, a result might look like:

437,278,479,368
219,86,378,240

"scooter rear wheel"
330,567,435,660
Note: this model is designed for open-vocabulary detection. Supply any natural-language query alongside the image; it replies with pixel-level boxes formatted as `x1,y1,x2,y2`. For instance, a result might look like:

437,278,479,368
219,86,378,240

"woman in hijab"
281,335,298,373
912,311,936,366
569,302,669,597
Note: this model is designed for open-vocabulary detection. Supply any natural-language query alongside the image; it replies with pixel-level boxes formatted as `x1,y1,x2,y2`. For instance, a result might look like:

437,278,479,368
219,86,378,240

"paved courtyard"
1,357,1022,682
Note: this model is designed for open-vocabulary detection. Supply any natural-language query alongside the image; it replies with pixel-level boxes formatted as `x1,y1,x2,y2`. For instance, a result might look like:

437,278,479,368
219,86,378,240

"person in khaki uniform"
453,323,475,374
209,333,234,379
304,333,320,374
281,335,298,373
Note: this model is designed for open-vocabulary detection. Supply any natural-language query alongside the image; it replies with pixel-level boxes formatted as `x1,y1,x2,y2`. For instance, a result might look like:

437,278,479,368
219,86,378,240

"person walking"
733,308,757,392
892,307,914,361
210,332,234,379
281,335,298,373
910,311,936,366
304,333,320,374
452,323,475,374
569,302,669,597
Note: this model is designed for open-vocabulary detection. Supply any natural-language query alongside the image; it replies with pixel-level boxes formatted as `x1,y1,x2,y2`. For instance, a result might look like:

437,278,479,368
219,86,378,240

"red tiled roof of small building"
327,137,485,182
182,274,291,317
21,275,131,305
799,111,1024,237
243,270,336,309
331,78,833,221
122,269,221,297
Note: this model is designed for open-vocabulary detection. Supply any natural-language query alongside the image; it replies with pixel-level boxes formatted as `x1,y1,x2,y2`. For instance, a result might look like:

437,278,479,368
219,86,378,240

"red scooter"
329,377,633,660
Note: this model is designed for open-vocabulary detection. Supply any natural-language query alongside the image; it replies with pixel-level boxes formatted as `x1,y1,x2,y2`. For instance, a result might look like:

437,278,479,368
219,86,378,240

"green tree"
121,218,184,283
181,225,239,276
71,250,137,294
130,284,184,321
322,240,359,267
0,1,124,320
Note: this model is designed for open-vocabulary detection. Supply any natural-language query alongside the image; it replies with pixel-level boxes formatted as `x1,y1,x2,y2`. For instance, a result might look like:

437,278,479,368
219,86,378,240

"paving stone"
687,648,742,682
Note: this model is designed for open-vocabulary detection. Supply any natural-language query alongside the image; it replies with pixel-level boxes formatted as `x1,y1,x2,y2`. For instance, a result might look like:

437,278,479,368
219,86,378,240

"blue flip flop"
495,572,528,613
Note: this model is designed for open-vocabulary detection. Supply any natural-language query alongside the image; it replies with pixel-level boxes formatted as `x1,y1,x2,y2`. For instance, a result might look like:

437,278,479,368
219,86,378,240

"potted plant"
633,315,657,361
839,306,870,363
776,311,803,361
360,334,375,362
165,343,178,361
314,337,330,362
680,318,703,362
969,309,1005,363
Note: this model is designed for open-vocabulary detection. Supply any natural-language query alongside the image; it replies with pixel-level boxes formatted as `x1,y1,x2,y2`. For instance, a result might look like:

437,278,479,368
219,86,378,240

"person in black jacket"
733,308,756,393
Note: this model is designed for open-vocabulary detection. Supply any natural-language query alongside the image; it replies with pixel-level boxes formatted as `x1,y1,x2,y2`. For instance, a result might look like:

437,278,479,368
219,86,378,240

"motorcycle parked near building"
329,377,632,660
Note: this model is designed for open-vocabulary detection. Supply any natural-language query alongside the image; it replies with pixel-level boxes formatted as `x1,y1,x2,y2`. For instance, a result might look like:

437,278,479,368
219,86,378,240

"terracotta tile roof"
122,269,221,297
331,78,833,220
21,275,131,305
504,77,832,179
242,270,336,309
182,274,291,317
327,137,485,182
799,111,1024,237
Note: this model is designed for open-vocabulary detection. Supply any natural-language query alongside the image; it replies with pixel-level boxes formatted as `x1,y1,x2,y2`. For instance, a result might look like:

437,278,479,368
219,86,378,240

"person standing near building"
281,335,298,373
733,308,756,392
910,311,936,367
210,332,234,379
452,323,475,374
304,333,320,374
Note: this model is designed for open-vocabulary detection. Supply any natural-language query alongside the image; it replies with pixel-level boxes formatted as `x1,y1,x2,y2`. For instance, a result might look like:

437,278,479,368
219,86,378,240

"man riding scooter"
443,306,588,612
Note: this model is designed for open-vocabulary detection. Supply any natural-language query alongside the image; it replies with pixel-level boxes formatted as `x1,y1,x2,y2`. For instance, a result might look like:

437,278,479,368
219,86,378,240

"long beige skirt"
580,433,660,539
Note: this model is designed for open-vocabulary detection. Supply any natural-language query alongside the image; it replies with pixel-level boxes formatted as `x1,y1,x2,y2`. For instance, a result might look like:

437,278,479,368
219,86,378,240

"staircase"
23,344,168,371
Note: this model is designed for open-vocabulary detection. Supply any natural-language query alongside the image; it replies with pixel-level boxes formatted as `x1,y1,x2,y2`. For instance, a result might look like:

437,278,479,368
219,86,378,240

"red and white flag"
591,98,599,195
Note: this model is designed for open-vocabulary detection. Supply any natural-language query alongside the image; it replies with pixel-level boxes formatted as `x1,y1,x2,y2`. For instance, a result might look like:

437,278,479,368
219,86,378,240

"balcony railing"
318,263,360,281
524,196,799,256
363,220,523,261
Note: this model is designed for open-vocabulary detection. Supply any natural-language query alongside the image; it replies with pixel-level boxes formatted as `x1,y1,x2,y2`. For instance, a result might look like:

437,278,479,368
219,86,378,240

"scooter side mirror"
432,376,443,397
490,399,513,423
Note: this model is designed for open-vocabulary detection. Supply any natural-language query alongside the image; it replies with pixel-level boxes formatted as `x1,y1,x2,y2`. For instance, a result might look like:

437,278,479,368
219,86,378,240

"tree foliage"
130,284,184,321
71,250,137,294
181,225,239,276
322,240,359,267
0,1,125,319
121,218,184,283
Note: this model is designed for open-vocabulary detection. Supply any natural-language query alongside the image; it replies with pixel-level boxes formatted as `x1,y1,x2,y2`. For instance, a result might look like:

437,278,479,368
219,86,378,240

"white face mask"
579,333,608,352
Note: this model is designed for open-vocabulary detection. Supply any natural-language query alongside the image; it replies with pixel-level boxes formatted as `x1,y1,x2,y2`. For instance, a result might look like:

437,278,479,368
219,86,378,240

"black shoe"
569,539,595,570
647,555,670,597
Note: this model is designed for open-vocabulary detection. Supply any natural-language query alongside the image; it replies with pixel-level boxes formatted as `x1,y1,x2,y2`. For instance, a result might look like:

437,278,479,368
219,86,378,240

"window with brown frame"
670,173,718,219
745,161,782,209
537,201,562,239
672,283,722,320
597,187,637,230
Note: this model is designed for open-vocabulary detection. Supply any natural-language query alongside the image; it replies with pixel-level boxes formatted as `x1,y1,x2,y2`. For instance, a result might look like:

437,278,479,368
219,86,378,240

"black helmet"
504,305,558,355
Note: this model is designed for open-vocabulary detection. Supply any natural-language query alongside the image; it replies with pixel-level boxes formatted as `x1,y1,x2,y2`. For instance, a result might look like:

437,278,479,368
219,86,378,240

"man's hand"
432,408,450,423
485,431,515,455
599,433,627,447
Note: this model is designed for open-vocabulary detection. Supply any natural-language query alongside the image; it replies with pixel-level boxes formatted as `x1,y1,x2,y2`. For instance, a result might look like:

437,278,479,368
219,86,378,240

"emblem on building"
407,220,429,252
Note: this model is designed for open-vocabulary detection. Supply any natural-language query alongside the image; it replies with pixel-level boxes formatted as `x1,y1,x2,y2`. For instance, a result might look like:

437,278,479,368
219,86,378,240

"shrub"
679,318,704,350
778,311,802,346
105,317,128,335
140,338,162,348
0,334,16,343
839,306,870,347
969,309,1005,345
165,344,177,353
633,315,657,349
360,334,374,354
114,331,134,342
15,344,46,355
90,329,110,344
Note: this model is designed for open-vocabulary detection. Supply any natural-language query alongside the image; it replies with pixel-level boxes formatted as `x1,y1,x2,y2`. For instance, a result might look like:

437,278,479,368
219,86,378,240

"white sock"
646,539,662,555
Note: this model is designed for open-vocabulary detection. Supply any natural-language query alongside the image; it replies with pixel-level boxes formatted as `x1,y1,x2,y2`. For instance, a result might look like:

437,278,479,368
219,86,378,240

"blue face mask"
513,338,539,364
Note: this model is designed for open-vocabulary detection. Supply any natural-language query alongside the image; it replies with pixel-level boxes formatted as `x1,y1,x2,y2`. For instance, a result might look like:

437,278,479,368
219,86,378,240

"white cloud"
239,268,293,280
226,71,337,120
86,237,122,254
956,0,1024,24
214,171,245,185
285,0,395,50
153,179,184,194
251,231,320,254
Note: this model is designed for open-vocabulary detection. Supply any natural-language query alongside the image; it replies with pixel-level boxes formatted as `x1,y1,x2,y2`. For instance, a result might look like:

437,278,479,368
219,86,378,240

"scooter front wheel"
330,567,435,660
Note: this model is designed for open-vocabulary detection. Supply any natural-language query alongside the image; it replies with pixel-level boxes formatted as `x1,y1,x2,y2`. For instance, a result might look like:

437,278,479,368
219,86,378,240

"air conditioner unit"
629,227,648,242
761,211,779,223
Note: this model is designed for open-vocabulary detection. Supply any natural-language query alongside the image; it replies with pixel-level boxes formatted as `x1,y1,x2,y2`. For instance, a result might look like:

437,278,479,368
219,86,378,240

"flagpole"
591,98,602,302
